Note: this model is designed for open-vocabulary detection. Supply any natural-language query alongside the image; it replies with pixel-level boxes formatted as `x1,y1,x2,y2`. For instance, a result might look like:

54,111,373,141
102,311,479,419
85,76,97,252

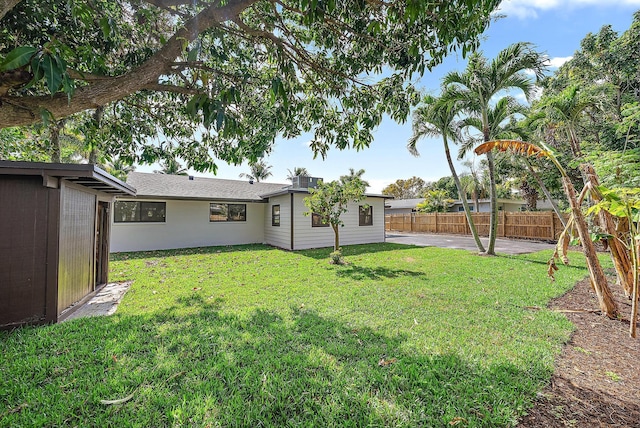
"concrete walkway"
386,232,555,255
62,281,132,321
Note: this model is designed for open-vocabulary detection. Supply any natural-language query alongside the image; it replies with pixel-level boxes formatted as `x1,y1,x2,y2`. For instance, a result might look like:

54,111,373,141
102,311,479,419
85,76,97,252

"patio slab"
62,281,132,321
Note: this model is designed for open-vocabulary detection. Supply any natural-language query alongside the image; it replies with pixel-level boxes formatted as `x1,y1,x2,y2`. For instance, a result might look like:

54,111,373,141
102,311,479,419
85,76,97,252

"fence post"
550,211,556,240
435,212,439,233
502,210,507,237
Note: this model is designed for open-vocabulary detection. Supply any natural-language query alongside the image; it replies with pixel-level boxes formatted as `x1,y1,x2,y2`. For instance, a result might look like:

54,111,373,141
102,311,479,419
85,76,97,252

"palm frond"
475,140,550,158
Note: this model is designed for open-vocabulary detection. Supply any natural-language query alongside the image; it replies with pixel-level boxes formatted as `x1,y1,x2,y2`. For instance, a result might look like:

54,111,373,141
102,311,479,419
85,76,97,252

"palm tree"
461,159,487,213
104,156,136,181
286,167,310,180
155,158,188,175
340,168,369,187
443,42,547,255
239,160,272,182
408,94,485,252
540,85,597,159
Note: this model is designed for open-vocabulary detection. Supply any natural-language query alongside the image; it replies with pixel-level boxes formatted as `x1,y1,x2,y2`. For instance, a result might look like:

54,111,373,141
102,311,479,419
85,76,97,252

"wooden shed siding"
0,176,50,326
263,194,291,249
58,184,96,313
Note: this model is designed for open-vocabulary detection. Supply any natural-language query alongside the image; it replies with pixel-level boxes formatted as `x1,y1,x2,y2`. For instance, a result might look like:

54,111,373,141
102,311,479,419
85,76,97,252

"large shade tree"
381,176,428,199
443,42,547,255
0,0,501,170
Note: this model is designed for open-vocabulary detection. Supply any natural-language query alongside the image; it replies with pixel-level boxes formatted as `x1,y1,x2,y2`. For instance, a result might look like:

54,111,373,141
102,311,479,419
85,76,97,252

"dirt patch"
518,276,640,427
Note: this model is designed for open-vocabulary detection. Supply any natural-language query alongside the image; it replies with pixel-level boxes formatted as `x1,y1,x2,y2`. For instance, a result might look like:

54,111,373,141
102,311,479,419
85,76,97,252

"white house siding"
110,199,266,252
292,194,386,250
263,194,292,250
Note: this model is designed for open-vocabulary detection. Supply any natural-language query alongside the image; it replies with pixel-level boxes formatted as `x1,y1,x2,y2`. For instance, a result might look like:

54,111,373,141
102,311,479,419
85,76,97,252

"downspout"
290,193,294,250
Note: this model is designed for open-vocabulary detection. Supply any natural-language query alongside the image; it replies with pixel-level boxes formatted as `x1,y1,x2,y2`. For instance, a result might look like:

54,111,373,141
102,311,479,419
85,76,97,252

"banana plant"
588,187,640,337
475,139,618,319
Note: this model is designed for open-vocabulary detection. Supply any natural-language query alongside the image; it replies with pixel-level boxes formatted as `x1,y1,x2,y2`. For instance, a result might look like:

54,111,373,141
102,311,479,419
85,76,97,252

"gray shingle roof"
125,172,289,201
385,198,424,209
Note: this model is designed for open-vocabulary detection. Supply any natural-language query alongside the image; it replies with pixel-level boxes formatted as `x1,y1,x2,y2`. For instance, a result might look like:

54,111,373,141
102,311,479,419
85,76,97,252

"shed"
0,161,135,329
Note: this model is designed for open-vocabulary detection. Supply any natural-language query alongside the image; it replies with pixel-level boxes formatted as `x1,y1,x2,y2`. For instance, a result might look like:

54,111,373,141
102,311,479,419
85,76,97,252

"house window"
210,203,246,222
272,205,280,226
458,206,464,212
311,212,329,227
114,201,166,223
359,205,373,226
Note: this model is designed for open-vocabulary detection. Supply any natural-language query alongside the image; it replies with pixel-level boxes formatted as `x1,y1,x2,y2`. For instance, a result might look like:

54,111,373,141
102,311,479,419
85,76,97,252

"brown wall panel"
0,176,49,326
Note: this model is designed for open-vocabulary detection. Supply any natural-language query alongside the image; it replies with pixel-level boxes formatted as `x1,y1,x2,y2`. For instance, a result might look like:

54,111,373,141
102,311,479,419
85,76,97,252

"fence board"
386,211,567,241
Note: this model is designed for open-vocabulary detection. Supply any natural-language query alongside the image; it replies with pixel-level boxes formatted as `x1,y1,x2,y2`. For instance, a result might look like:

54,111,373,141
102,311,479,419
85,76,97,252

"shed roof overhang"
0,161,136,196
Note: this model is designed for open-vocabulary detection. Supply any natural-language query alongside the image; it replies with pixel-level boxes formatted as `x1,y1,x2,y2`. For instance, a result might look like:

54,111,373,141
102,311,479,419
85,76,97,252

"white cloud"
496,0,640,20
366,178,394,194
548,56,573,68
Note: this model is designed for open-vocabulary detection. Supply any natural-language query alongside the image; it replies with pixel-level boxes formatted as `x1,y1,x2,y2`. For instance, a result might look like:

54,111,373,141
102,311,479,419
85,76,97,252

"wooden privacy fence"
385,211,566,241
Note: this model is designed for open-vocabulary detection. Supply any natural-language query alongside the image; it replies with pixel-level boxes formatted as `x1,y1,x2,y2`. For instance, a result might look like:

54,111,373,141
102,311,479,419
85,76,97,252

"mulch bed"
517,275,640,427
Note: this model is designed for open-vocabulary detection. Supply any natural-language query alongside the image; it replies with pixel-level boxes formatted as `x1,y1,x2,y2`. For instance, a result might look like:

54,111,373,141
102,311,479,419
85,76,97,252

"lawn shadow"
334,264,425,280
495,251,595,273
298,242,420,260
2,297,547,427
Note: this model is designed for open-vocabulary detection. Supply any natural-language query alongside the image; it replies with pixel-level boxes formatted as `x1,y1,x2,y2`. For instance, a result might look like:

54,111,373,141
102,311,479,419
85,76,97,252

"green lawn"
1,244,598,427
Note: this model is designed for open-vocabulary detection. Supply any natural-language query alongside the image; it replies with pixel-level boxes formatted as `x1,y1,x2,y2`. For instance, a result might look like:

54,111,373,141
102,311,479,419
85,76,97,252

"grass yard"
1,244,601,427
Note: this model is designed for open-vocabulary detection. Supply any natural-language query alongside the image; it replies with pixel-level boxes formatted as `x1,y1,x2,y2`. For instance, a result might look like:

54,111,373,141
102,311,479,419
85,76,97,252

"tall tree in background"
155,158,188,175
286,167,310,181
0,0,500,170
408,94,485,252
239,160,272,182
444,42,547,255
381,177,428,199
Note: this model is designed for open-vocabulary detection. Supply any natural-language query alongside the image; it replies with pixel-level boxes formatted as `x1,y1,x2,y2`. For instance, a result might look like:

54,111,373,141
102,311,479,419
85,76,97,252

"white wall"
292,194,386,250
263,194,292,250
110,199,266,252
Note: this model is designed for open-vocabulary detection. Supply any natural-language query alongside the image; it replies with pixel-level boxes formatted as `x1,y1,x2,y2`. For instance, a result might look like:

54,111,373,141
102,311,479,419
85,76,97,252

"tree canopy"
0,0,500,171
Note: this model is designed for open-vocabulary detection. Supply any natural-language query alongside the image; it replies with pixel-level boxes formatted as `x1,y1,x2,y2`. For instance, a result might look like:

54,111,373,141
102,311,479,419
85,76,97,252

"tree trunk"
525,159,566,228
49,122,61,163
485,151,498,255
583,164,634,298
563,176,618,319
443,137,485,253
332,224,340,251
630,237,639,338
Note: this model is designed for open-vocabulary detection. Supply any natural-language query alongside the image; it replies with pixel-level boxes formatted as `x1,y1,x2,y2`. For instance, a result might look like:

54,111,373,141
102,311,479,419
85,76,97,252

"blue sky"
139,0,639,192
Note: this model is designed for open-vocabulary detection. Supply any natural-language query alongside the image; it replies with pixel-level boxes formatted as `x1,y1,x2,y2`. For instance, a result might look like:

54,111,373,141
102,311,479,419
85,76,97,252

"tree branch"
0,0,260,127
0,0,21,20
141,82,202,96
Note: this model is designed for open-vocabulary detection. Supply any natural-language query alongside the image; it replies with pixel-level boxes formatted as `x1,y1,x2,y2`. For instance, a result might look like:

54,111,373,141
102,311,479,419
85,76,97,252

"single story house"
0,161,135,328
385,198,527,215
110,172,388,252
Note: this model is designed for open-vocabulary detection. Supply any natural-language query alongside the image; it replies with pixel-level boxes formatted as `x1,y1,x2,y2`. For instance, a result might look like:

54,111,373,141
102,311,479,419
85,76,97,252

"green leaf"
187,46,199,62
1,46,37,71
40,54,64,94
99,17,113,38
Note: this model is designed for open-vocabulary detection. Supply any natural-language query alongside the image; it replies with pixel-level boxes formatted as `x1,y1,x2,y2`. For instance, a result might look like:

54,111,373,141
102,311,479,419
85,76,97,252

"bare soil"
517,275,640,427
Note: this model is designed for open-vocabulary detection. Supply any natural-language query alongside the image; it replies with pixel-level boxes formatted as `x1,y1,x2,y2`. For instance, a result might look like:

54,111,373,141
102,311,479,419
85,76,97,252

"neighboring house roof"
0,160,136,196
125,172,288,202
385,198,424,210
